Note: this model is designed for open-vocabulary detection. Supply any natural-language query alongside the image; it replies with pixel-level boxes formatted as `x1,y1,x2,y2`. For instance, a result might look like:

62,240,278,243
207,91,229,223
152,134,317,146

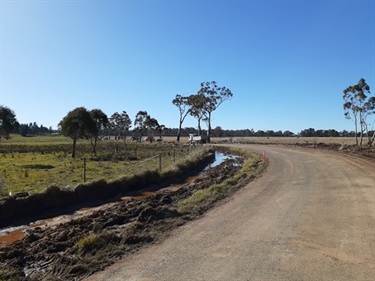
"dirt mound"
293,142,375,160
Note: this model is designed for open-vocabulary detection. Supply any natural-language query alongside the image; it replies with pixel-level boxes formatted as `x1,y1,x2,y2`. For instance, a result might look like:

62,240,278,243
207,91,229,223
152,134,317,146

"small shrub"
44,184,61,195
177,182,231,214
76,234,101,252
225,178,238,186
76,233,119,253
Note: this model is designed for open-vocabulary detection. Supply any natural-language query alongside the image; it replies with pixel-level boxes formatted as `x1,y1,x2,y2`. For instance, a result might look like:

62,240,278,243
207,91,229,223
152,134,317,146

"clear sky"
1,0,374,134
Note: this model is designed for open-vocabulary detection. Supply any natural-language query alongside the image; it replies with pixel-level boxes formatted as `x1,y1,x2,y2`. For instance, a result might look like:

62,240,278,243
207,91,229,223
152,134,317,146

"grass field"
0,135,201,197
0,134,71,145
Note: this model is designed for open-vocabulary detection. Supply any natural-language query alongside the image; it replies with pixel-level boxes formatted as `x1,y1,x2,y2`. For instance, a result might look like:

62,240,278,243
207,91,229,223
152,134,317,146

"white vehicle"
188,134,208,144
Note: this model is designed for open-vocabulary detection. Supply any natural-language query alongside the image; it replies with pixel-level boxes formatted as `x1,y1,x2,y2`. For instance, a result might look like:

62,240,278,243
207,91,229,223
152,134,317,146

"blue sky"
1,0,374,134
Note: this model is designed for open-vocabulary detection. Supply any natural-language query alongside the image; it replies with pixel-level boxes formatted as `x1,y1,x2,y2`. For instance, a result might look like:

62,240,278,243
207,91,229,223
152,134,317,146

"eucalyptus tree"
155,124,165,140
109,111,132,141
59,107,98,158
172,94,190,142
187,93,207,136
343,78,375,146
363,96,375,145
133,111,148,141
144,117,160,141
197,81,233,142
0,106,19,140
134,111,160,141
90,109,109,155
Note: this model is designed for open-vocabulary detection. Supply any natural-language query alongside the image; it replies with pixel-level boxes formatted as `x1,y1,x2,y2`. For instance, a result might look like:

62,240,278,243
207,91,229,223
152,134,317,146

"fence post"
83,158,87,183
173,149,176,162
159,153,162,173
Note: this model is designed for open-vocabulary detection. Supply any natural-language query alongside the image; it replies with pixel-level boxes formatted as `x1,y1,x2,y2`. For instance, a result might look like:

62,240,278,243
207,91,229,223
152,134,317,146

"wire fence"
0,143,205,196
83,144,203,182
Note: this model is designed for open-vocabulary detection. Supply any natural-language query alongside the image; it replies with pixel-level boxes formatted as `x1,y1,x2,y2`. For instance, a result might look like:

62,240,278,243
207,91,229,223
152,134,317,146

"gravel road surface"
86,144,375,281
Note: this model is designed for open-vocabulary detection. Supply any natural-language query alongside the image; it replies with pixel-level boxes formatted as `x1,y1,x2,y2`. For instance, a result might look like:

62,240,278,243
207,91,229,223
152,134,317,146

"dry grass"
208,136,357,145
161,136,357,145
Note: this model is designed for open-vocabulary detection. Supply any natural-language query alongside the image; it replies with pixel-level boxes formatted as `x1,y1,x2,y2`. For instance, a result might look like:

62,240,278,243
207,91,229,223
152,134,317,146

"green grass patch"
1,134,71,145
76,233,120,253
177,182,232,214
0,138,205,197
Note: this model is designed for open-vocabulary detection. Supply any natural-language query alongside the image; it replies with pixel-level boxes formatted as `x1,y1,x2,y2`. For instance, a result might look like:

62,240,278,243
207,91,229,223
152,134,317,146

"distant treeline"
17,122,54,136
161,127,365,138
13,123,369,139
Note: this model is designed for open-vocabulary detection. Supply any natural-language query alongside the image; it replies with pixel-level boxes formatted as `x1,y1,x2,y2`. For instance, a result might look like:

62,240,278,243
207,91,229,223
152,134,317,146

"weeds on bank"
76,233,120,254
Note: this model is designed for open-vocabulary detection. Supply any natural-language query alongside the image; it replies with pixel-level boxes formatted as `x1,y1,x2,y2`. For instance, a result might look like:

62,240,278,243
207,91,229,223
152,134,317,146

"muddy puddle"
0,152,235,247
0,230,26,247
205,152,240,170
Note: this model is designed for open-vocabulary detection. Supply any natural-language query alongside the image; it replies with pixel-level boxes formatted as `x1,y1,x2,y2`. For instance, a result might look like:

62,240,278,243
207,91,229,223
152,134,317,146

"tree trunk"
361,117,375,146
369,130,375,146
197,119,202,136
177,123,182,142
93,138,97,156
354,115,359,146
72,138,77,158
207,112,212,143
359,113,364,148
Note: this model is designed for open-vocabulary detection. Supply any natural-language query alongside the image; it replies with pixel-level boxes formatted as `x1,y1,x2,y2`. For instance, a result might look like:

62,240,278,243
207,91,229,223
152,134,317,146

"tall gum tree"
90,109,109,155
172,94,190,142
198,81,233,142
109,111,132,141
144,117,160,141
343,78,375,146
187,93,207,136
134,111,160,142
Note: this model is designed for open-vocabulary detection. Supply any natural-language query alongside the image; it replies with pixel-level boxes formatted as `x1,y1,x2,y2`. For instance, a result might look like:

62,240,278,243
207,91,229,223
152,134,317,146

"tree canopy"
0,106,19,140
59,107,98,158
187,93,207,136
197,81,233,142
90,109,109,155
109,111,131,140
134,111,160,141
171,82,233,142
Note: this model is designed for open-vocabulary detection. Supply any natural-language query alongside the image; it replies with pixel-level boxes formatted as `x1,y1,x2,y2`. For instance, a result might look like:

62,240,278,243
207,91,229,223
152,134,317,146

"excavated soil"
0,150,245,281
292,142,375,159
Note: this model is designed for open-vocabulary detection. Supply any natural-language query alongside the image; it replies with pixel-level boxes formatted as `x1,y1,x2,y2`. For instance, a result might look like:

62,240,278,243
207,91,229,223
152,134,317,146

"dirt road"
86,144,375,281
